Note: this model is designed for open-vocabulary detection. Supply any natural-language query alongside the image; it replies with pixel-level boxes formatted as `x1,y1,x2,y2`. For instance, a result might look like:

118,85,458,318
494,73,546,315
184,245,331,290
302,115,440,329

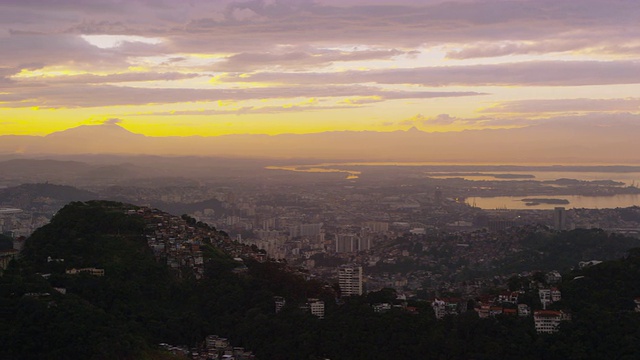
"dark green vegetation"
365,227,640,283
2,201,640,359
0,234,13,250
546,250,640,359
497,228,640,274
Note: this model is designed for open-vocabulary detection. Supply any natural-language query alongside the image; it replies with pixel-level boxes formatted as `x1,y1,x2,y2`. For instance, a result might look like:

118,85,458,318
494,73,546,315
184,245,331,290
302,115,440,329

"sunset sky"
1,0,639,137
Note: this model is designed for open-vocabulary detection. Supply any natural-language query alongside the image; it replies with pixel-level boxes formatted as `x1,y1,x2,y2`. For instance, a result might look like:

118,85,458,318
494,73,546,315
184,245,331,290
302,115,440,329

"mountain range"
1,120,638,164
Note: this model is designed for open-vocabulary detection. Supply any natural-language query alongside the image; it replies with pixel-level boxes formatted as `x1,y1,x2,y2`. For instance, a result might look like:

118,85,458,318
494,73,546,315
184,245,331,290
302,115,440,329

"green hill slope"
3,200,640,360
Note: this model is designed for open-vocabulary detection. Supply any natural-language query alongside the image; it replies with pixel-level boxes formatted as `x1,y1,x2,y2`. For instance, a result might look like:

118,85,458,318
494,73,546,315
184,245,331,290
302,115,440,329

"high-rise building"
487,219,517,232
534,310,570,334
336,234,357,253
260,217,276,230
289,223,323,239
338,264,363,296
336,234,370,253
553,207,567,231
363,221,389,233
358,236,371,252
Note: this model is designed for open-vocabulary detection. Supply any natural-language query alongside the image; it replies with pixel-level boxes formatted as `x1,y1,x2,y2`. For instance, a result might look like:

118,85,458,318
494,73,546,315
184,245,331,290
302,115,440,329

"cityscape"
2,0,640,358
2,159,640,358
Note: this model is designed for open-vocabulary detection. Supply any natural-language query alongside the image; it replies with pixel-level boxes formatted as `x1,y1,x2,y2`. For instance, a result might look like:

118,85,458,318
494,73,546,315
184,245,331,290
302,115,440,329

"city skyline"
1,0,639,148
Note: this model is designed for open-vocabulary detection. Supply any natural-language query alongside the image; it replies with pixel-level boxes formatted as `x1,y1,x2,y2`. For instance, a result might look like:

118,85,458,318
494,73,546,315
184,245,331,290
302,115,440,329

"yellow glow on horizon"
10,66,180,82
281,98,319,109
0,99,560,139
12,68,91,79
1,100,422,136
4,70,639,137
217,100,235,107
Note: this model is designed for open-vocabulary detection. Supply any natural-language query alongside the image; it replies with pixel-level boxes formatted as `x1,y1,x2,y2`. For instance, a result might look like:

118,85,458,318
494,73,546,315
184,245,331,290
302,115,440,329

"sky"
1,0,639,137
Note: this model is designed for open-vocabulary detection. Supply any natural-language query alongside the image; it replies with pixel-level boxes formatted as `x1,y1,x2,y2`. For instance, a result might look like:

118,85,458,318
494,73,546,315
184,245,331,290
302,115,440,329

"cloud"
1,1,638,53
482,98,640,114
14,72,201,85
340,96,383,105
395,113,575,129
230,7,263,22
385,111,640,134
227,60,640,86
445,39,595,59
0,33,129,70
530,112,640,128
2,0,640,138
212,47,406,71
6,0,631,56
2,0,639,75
0,67,16,84
0,84,484,108
126,104,356,117
163,0,640,55
400,113,465,126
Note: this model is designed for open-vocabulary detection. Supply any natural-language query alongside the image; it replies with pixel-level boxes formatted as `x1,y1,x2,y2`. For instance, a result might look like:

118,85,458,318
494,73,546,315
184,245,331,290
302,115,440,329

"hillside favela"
2,1,640,359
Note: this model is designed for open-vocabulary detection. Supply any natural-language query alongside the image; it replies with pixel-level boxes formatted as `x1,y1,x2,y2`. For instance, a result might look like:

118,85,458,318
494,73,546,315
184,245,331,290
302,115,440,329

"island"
521,198,570,206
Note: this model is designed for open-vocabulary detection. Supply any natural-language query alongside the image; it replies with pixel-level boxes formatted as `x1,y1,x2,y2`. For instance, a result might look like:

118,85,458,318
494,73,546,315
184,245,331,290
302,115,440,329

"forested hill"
0,201,332,359
2,201,640,359
1,201,180,359
496,228,640,274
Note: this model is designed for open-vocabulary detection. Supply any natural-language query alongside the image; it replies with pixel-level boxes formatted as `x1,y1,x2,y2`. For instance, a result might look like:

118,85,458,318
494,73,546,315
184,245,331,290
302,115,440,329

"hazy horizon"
1,120,638,164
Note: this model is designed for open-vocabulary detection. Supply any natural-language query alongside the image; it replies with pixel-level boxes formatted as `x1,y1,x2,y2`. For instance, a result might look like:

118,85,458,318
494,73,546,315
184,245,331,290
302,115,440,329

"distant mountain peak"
46,123,142,138
406,126,423,133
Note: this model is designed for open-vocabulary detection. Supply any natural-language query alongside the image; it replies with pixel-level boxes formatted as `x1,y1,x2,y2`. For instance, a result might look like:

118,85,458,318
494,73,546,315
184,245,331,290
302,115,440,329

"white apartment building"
534,310,570,334
338,264,363,296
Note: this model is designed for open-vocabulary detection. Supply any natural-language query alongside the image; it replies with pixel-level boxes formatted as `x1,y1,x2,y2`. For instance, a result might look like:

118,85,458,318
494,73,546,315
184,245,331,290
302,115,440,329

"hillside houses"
133,207,260,279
